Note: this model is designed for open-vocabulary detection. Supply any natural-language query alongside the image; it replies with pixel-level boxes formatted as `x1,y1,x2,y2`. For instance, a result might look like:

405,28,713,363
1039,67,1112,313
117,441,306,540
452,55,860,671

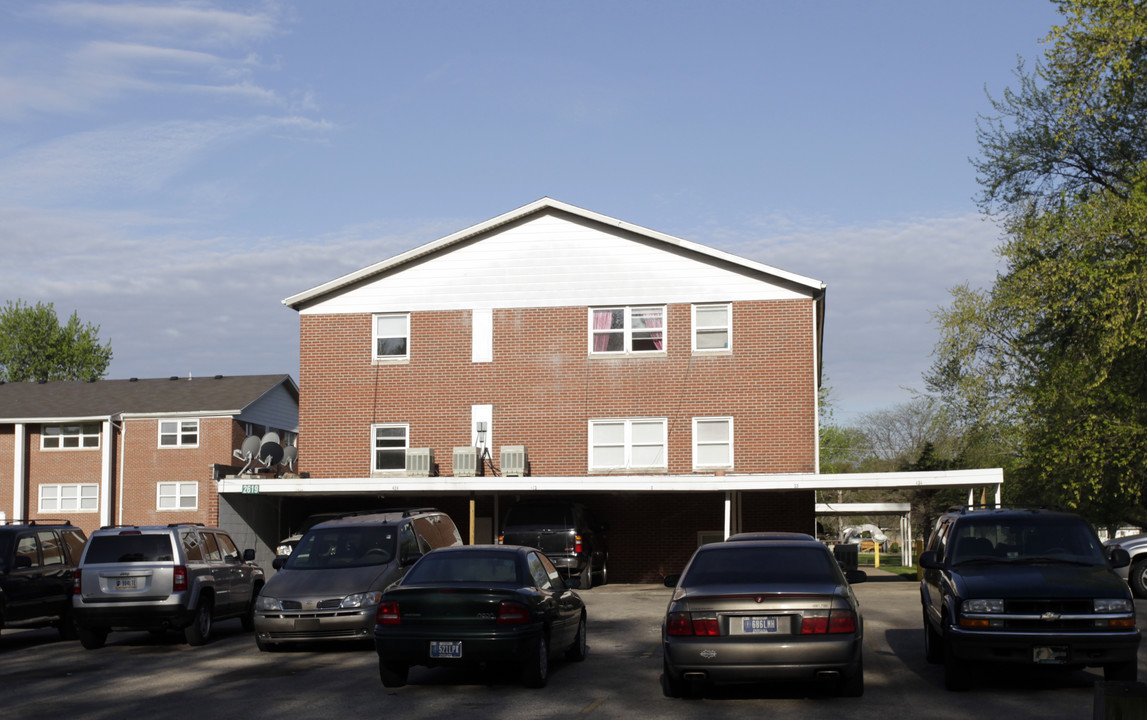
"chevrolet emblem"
1041,611,1061,622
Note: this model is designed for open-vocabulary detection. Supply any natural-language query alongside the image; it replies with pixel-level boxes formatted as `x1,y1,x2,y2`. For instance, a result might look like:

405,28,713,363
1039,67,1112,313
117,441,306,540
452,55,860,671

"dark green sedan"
373,545,587,688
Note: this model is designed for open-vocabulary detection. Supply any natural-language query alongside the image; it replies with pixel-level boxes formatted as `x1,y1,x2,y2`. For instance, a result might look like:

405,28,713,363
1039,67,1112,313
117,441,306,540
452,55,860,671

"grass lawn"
856,554,918,580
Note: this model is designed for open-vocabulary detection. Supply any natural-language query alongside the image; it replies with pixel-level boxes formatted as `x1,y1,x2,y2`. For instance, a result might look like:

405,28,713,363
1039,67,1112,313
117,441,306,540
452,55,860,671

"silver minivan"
254,508,462,650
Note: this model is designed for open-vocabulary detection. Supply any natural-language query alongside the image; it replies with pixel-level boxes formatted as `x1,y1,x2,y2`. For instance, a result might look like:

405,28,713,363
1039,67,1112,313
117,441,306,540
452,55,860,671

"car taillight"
497,600,531,625
376,601,401,625
801,610,856,635
73,569,82,595
574,534,584,554
496,534,504,545
666,612,719,636
173,565,188,592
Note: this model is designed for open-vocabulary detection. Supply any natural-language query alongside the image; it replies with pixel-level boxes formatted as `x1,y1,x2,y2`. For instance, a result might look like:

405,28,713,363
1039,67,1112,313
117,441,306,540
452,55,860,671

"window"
39,484,98,513
41,423,100,450
590,306,665,354
157,482,198,510
374,313,410,361
693,417,734,469
589,419,667,471
159,419,199,447
373,423,409,471
693,303,731,351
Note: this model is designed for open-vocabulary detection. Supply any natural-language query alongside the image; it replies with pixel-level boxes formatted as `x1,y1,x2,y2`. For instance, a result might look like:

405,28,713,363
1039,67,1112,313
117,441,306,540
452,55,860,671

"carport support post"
469,497,476,545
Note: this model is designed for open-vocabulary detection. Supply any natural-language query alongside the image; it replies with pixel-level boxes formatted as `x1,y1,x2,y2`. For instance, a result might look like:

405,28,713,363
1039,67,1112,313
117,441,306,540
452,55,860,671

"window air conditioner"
500,446,528,477
406,448,434,477
453,446,481,477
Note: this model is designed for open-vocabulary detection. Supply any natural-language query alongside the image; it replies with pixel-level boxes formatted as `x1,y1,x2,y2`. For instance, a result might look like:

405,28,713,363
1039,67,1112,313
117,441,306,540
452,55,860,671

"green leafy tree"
0,300,113,382
930,0,1147,526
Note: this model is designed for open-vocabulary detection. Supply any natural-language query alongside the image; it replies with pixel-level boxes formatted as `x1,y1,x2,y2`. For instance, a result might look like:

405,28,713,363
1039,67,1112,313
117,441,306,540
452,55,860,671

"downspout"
115,419,125,526
13,423,26,520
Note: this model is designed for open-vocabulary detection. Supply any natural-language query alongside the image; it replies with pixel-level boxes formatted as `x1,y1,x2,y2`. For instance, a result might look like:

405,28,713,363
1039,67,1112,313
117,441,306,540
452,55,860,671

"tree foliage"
930,0,1147,526
0,300,113,383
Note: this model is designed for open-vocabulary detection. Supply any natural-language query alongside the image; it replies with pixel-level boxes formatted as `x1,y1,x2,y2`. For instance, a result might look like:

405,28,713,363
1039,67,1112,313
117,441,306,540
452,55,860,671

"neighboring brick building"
0,374,298,541
270,198,829,582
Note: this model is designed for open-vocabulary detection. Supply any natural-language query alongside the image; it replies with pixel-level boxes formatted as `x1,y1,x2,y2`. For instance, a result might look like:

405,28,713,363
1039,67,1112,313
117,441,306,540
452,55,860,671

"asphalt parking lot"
1,571,1144,720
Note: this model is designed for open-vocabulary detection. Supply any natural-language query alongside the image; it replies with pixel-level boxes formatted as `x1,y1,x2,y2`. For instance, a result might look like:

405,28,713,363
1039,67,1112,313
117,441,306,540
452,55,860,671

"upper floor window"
374,313,410,361
41,423,100,450
693,303,731,352
373,423,409,472
693,417,734,470
590,306,665,354
160,419,199,448
39,483,99,513
589,418,667,471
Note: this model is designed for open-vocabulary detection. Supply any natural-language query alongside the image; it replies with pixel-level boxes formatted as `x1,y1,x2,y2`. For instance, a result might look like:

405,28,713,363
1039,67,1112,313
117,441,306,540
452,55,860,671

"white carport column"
101,420,114,527
11,423,26,519
724,492,732,540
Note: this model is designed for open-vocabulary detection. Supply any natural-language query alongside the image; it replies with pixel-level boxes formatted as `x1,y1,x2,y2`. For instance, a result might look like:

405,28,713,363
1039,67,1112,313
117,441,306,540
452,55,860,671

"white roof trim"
283,198,825,310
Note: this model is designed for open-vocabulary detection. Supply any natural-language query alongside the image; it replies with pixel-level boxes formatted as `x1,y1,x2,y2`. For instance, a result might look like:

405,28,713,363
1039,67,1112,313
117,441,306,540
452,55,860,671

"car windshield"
287,526,396,569
403,551,521,585
949,517,1106,565
85,535,174,563
681,545,838,587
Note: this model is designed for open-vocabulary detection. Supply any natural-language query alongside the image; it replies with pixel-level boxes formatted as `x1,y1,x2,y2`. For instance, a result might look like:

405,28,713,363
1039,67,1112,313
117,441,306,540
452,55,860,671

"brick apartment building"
262,198,832,582
0,374,298,547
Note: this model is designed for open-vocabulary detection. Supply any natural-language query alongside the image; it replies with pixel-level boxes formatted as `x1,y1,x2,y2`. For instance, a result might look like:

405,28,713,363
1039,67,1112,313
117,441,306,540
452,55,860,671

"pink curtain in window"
593,310,613,352
648,314,664,350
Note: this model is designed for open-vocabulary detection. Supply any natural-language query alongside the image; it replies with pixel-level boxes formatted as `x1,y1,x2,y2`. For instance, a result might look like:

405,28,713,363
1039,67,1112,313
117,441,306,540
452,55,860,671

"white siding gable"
300,213,811,315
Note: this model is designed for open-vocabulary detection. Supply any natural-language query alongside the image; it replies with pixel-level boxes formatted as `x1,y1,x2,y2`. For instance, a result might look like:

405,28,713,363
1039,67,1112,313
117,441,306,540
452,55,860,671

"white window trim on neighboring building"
159,418,200,448
692,416,734,470
41,423,101,450
39,483,99,513
157,482,199,511
588,418,668,472
373,312,411,363
589,306,667,355
692,302,732,353
372,423,410,473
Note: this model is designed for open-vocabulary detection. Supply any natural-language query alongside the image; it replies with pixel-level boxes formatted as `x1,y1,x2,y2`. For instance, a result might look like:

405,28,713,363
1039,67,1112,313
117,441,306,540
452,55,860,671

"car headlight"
1095,598,1133,613
340,591,383,609
256,596,282,612
962,599,1005,613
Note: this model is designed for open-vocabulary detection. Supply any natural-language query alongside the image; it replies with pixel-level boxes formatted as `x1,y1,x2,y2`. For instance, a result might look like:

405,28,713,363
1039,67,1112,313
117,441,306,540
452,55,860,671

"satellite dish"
232,435,261,475
282,445,298,472
262,431,281,446
258,431,284,468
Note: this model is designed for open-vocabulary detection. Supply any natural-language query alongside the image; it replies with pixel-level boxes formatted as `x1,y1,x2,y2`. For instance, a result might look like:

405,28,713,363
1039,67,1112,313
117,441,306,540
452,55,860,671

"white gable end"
301,213,811,315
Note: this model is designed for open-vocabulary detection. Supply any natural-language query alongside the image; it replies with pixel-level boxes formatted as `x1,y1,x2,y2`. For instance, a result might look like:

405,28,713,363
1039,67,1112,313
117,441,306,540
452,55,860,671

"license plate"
1033,646,1068,664
114,577,138,590
430,641,462,658
742,616,779,634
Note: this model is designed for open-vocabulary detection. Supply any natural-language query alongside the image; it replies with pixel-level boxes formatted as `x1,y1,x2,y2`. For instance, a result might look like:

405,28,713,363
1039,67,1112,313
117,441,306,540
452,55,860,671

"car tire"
581,566,593,590
839,656,864,697
942,628,970,691
241,591,259,633
923,610,943,664
57,605,79,641
1129,559,1147,599
379,659,409,688
661,659,682,698
78,626,108,650
184,598,213,646
1105,660,1138,682
565,613,587,662
522,633,550,688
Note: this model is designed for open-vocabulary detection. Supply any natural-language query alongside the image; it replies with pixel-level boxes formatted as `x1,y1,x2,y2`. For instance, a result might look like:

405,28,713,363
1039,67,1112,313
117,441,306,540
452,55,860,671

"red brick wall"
298,300,817,478
24,424,106,534
0,426,14,520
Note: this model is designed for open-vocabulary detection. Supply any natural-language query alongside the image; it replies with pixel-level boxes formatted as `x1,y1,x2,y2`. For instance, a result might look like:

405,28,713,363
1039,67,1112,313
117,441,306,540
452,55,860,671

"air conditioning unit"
406,448,434,477
453,447,481,477
500,446,528,477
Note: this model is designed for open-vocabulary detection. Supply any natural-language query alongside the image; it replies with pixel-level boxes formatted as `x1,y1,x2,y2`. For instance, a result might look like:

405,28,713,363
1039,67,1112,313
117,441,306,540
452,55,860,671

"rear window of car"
681,545,838,587
84,534,174,564
404,551,521,585
503,505,571,528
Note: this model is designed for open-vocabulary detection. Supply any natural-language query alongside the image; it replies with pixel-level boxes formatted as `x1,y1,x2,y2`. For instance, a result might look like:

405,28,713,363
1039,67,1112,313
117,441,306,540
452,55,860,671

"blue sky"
0,1,1062,423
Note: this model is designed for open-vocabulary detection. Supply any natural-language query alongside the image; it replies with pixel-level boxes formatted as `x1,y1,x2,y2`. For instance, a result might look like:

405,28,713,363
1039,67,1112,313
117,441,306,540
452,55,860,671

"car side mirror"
243,549,256,562
1108,546,1131,569
401,551,423,567
272,556,288,570
919,550,942,569
845,569,867,584
663,573,681,588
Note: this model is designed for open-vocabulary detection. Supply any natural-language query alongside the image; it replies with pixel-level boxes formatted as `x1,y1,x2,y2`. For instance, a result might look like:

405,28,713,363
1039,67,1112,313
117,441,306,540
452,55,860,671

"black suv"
498,500,608,589
0,519,87,641
919,506,1139,690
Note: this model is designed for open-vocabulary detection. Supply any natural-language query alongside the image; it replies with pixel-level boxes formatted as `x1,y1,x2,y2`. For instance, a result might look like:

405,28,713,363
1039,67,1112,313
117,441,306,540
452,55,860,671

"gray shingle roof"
0,374,297,421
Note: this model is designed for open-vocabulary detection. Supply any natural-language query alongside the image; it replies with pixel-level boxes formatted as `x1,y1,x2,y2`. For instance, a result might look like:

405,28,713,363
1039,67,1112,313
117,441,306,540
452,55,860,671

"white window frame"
373,313,410,363
588,306,667,355
588,418,668,471
372,423,410,473
157,482,199,511
38,483,99,513
692,416,734,470
692,303,732,352
159,419,200,448
41,423,100,450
